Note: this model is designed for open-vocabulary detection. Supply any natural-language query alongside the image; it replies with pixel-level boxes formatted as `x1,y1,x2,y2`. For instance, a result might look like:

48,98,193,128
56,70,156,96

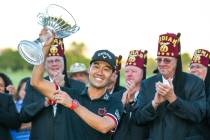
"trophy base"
18,40,44,65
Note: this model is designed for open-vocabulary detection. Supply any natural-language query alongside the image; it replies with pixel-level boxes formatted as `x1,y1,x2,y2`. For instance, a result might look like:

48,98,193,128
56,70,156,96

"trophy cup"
18,4,80,65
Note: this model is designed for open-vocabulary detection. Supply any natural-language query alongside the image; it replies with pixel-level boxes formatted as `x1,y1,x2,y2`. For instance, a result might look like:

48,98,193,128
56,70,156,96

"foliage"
65,41,90,71
146,57,157,77
0,48,32,71
0,69,31,87
181,52,191,72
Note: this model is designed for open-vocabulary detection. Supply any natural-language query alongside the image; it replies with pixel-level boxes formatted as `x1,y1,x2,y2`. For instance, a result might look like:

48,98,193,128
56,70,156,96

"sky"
0,0,210,60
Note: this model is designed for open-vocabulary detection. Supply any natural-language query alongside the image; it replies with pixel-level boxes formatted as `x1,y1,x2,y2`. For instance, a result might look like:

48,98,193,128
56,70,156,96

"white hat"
69,63,87,74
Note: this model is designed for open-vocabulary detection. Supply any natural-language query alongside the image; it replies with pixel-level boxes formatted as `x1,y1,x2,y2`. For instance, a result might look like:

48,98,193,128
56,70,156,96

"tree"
65,41,90,71
0,48,32,71
146,57,157,77
181,52,191,72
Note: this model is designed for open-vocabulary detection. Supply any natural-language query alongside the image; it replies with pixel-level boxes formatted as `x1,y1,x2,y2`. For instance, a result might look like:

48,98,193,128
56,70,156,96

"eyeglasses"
156,58,172,64
46,58,63,64
189,64,205,69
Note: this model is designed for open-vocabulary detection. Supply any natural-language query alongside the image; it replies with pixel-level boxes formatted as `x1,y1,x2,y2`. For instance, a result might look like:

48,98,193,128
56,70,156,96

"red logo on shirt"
98,107,107,116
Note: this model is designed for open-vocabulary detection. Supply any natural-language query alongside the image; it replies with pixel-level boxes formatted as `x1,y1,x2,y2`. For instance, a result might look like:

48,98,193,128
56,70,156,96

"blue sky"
1,0,209,59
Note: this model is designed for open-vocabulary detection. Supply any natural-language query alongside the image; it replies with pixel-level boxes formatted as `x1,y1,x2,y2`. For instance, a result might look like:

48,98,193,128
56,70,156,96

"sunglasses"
156,58,172,64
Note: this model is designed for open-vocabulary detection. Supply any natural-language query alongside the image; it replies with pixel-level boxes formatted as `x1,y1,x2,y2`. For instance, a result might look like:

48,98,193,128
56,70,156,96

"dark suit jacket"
197,86,210,139
0,93,20,140
133,73,206,140
20,77,85,140
112,93,149,140
110,85,126,101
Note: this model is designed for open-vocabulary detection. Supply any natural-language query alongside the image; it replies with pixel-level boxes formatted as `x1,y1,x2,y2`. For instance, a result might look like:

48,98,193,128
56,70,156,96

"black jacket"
133,73,206,140
0,93,20,140
197,86,210,139
112,86,149,140
112,103,149,140
20,77,85,140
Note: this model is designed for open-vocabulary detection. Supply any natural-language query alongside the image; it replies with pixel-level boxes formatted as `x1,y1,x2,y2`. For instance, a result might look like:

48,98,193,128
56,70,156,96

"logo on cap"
90,49,116,70
97,52,113,60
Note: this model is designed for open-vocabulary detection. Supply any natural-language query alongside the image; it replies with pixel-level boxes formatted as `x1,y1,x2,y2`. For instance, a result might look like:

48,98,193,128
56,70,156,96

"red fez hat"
157,33,181,58
190,49,210,67
126,50,147,69
47,38,64,57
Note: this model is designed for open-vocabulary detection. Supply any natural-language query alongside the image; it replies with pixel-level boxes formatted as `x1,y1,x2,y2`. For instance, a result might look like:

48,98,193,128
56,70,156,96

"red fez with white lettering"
157,33,181,58
126,50,147,69
191,49,210,67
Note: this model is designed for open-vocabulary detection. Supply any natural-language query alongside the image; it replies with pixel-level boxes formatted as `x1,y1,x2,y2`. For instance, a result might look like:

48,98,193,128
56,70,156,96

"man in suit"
0,93,20,140
133,33,206,140
189,49,210,139
20,38,85,140
113,50,149,140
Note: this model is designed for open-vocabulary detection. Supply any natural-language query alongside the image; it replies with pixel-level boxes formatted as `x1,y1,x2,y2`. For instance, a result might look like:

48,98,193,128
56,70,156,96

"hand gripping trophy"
18,4,80,65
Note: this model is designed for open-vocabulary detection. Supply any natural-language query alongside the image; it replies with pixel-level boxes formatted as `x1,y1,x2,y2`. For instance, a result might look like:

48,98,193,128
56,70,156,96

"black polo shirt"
63,87,123,140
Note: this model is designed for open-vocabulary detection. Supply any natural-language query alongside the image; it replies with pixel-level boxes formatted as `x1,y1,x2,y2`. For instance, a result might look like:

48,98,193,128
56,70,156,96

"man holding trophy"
30,28,123,140
18,4,87,140
20,37,85,140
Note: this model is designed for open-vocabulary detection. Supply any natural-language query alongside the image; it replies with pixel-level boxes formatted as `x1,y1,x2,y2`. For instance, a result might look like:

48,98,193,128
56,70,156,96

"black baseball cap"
90,49,116,70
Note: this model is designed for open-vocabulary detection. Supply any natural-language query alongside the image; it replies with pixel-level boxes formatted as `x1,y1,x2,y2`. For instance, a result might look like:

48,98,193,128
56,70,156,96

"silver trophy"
18,4,80,65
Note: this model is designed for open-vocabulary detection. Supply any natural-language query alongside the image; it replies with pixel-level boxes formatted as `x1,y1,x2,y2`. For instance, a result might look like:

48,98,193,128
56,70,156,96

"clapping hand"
121,80,136,105
155,79,177,104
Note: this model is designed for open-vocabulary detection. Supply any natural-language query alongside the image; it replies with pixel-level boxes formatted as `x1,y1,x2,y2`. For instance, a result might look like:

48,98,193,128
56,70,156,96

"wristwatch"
69,99,80,110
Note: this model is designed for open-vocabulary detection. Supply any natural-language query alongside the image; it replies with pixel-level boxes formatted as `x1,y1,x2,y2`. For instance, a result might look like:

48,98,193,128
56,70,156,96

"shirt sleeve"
105,97,124,127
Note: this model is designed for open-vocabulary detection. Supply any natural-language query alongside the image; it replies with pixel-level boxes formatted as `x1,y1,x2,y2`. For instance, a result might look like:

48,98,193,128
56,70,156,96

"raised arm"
30,28,56,99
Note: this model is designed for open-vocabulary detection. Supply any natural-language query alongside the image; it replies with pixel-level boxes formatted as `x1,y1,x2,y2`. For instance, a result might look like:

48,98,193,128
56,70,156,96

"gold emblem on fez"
159,42,169,53
128,55,136,63
192,54,201,62
49,45,58,55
